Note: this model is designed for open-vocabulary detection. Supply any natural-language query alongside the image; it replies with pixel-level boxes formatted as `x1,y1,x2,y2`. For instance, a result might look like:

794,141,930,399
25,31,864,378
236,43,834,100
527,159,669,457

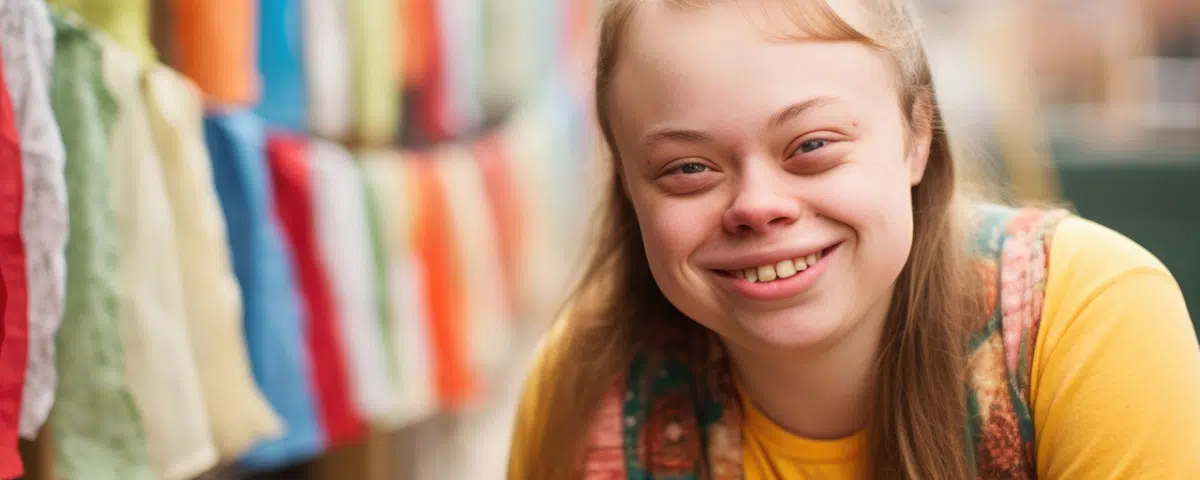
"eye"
656,159,721,195
798,138,828,154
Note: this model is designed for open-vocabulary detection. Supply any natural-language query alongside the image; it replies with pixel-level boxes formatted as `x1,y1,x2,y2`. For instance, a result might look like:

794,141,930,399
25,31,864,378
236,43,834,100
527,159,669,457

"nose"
721,169,802,235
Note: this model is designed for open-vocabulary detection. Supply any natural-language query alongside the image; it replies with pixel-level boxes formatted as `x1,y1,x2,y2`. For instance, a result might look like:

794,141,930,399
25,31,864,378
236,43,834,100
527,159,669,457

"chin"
727,307,848,353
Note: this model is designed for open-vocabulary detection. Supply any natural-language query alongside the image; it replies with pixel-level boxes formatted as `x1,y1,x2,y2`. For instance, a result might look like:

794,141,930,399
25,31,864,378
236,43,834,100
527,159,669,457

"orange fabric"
172,0,259,107
408,155,476,410
400,0,435,87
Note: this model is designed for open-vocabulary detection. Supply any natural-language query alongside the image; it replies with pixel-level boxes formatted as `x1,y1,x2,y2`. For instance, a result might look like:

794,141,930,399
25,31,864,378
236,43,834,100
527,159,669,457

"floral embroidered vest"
582,205,1071,479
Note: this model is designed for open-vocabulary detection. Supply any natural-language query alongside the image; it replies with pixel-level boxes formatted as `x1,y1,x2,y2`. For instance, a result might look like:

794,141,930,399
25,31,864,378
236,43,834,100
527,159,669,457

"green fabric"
48,10,153,480
359,163,400,385
49,0,156,64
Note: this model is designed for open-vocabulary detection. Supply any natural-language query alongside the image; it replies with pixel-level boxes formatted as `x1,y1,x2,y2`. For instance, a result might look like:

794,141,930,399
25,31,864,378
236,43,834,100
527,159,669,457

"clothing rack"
0,1,601,479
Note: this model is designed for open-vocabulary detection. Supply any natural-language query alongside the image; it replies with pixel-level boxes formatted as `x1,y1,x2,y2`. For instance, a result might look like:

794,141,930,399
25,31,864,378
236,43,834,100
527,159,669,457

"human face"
608,2,931,355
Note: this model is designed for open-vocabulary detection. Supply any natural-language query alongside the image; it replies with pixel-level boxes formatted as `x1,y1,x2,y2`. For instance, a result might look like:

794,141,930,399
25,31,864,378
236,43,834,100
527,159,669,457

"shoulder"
1045,215,1172,295
1028,216,1200,478
966,204,1175,307
1040,215,1180,343
1035,213,1188,371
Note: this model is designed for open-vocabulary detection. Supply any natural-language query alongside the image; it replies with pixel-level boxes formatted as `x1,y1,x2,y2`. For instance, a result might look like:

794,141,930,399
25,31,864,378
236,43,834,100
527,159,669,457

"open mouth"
716,243,840,283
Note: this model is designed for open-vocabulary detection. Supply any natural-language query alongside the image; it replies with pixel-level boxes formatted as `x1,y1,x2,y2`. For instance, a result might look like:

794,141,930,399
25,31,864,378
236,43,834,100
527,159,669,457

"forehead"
609,1,897,143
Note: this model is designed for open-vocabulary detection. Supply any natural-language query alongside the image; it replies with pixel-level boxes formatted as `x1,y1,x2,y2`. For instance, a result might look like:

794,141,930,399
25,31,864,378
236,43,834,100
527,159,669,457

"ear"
906,97,934,186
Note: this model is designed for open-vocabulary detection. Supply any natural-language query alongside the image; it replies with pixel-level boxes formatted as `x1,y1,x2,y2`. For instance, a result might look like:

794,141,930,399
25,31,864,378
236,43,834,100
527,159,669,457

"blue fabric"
203,111,323,471
255,0,307,133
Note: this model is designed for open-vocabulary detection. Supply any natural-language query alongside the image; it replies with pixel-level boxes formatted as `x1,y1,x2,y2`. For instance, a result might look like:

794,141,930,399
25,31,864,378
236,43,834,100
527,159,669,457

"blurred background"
8,0,1196,479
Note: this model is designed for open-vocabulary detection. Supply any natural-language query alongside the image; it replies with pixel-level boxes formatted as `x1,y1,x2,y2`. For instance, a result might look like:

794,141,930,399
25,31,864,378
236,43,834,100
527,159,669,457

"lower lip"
715,243,840,302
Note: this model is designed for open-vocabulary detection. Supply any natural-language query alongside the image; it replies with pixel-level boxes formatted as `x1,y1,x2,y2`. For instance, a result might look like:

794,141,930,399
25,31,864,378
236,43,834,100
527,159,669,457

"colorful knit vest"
582,205,1071,479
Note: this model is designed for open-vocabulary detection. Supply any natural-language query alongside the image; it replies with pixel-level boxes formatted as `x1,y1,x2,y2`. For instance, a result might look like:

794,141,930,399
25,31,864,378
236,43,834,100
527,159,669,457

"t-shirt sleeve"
1033,216,1200,478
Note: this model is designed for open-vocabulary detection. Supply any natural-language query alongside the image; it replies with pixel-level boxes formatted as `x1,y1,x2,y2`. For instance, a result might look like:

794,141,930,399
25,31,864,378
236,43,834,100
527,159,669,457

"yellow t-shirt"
508,216,1200,479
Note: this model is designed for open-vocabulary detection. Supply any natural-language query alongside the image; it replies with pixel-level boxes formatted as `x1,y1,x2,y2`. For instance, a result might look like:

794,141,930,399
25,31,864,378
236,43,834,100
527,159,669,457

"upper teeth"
737,252,822,283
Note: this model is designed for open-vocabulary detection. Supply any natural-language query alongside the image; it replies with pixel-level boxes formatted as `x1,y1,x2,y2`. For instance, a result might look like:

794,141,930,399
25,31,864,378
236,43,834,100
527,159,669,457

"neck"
724,294,891,440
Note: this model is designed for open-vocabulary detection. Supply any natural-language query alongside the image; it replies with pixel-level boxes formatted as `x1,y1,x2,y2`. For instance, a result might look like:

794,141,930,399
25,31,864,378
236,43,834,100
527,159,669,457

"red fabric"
0,42,27,479
410,155,477,410
266,133,365,448
471,135,521,317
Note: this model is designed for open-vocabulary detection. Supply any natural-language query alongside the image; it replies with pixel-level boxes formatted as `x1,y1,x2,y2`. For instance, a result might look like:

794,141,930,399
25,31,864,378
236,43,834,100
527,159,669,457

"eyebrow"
767,96,839,129
637,127,712,150
637,96,841,150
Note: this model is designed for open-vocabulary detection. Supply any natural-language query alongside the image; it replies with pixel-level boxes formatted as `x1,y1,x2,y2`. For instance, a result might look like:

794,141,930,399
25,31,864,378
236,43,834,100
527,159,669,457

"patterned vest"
582,205,1071,479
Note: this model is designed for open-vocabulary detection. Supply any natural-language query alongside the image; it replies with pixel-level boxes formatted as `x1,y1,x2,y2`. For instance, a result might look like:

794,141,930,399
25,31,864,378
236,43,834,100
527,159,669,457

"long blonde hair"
527,0,982,477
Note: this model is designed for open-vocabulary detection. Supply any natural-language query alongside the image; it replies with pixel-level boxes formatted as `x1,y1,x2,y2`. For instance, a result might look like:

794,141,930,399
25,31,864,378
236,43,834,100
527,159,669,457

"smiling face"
608,1,932,355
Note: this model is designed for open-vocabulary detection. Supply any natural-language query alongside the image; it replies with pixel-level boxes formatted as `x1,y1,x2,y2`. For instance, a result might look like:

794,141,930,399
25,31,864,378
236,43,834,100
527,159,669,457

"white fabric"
360,152,437,427
309,140,395,423
100,37,218,480
479,0,533,109
436,0,483,135
143,65,284,459
303,0,354,139
0,0,68,440
498,102,572,321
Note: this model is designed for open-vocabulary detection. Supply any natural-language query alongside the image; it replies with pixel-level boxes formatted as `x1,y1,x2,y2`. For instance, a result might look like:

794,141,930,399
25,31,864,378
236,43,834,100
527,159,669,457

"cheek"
632,193,723,272
810,160,915,271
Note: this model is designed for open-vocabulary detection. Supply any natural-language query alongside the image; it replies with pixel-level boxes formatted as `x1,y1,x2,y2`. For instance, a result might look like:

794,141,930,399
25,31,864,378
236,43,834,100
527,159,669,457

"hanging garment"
362,152,437,427
471,135,521,316
355,152,406,428
49,0,156,64
349,0,398,146
0,29,29,480
400,0,435,90
143,65,284,460
99,35,217,480
47,11,153,480
529,0,561,84
435,147,511,379
302,0,353,140
309,140,397,424
0,0,66,442
257,0,307,133
172,0,258,107
391,0,407,138
203,111,322,472
479,0,532,110
265,132,365,448
404,0,448,141
409,154,477,411
352,153,400,415
435,0,482,137
497,105,564,322
546,81,591,245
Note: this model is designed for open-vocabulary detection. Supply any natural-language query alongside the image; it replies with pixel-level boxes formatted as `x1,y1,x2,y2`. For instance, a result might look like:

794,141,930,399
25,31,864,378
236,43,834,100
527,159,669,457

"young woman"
508,0,1200,478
